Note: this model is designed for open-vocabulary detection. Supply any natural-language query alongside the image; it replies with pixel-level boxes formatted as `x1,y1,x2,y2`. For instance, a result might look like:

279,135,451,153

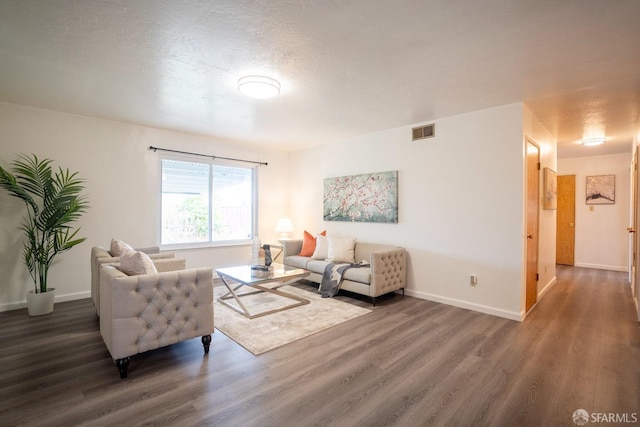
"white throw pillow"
312,235,329,260
326,236,356,263
119,250,158,276
110,238,134,257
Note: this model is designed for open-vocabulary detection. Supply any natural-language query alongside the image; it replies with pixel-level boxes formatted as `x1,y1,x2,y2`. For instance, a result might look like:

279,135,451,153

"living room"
2,1,639,319
1,1,640,425
0,100,557,320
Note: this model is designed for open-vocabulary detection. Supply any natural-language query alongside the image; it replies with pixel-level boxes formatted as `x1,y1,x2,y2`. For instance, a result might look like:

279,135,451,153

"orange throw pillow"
299,230,326,257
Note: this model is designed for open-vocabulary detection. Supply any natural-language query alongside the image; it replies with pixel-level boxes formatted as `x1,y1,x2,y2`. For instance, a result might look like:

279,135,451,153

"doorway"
631,149,640,321
525,140,539,312
557,175,576,265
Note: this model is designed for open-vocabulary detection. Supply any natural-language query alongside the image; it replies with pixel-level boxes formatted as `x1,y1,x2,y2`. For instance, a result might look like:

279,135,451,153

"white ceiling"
1,0,639,157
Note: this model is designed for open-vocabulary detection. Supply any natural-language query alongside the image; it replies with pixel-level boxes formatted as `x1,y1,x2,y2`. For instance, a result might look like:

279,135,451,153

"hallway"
520,265,640,424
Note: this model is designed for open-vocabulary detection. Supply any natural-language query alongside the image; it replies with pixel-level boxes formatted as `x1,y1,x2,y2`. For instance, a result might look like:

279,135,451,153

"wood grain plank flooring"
1,266,638,426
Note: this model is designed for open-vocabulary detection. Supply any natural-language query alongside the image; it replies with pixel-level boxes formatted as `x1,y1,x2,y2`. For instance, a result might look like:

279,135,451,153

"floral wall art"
323,171,398,223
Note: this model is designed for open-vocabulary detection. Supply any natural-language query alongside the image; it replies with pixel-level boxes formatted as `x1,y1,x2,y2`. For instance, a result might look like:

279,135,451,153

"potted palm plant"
0,154,89,315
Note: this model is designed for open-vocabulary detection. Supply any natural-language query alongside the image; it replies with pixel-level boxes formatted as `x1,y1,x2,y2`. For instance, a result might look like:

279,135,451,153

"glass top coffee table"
216,263,311,319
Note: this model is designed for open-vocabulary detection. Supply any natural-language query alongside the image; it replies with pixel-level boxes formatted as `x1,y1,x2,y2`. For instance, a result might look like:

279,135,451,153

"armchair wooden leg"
115,357,130,379
202,335,212,354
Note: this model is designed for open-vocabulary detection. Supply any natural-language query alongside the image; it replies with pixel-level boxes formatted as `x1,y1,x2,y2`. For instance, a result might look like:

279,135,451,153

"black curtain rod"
148,146,268,166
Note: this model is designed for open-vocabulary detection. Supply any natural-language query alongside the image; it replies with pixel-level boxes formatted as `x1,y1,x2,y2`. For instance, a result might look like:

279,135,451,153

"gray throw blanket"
319,261,368,298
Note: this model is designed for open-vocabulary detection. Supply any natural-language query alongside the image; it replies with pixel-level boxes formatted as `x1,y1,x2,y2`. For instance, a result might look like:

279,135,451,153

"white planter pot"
26,288,56,316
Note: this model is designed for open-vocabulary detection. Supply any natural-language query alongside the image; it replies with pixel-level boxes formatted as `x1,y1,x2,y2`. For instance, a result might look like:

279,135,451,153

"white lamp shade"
275,218,294,238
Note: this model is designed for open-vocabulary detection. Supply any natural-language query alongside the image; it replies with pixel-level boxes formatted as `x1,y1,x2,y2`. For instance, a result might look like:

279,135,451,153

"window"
161,157,255,246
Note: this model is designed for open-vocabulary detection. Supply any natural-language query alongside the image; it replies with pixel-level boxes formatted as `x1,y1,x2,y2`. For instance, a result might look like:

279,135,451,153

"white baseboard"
538,276,557,300
403,289,523,322
519,276,559,320
56,290,91,303
0,290,91,313
0,300,27,312
574,262,628,272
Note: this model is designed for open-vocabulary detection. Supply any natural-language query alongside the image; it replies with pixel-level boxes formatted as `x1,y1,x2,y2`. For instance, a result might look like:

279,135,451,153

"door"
526,140,539,312
629,150,637,289
632,148,640,321
557,175,576,265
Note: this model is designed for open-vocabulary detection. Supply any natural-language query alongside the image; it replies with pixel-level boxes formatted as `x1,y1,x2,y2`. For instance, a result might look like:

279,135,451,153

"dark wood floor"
1,266,639,426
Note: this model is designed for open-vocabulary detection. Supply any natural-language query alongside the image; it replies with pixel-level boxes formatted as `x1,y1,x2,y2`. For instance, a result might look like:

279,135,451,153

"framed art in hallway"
586,174,615,204
543,167,557,210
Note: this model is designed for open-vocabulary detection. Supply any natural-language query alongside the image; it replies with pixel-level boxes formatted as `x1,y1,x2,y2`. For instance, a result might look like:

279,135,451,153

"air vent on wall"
412,123,435,141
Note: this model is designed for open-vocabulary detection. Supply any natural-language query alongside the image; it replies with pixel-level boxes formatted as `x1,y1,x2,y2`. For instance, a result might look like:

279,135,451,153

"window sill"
160,239,251,252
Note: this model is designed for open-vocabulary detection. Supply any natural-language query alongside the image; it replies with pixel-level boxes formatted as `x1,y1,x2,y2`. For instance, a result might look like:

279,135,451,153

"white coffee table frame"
216,264,310,319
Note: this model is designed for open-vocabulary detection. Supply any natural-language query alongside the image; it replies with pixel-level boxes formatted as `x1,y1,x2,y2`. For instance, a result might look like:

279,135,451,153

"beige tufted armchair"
99,264,214,378
91,246,179,316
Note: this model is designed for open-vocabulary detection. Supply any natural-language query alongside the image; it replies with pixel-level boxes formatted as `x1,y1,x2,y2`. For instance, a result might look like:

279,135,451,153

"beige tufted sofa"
282,240,406,304
91,246,179,316
99,264,214,378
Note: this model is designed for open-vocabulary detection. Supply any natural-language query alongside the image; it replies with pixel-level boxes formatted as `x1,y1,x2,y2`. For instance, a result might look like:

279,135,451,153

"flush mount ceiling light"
238,75,280,99
582,137,606,146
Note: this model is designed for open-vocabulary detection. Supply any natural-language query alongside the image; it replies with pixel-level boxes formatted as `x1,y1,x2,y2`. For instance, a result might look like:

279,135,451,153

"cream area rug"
213,284,371,355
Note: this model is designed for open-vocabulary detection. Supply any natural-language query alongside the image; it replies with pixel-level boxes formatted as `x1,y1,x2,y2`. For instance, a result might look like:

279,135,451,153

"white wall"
523,105,558,301
0,102,290,310
558,153,631,271
290,103,531,320
0,100,559,320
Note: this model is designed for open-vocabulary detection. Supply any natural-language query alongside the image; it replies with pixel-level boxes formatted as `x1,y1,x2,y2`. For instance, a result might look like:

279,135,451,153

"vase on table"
251,235,261,265
263,245,272,266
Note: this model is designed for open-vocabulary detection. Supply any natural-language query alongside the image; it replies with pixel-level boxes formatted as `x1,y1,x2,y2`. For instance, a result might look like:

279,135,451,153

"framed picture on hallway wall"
543,167,557,210
586,174,615,205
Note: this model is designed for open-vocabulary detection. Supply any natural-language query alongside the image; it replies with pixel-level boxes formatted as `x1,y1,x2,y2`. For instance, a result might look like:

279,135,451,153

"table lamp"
275,218,294,239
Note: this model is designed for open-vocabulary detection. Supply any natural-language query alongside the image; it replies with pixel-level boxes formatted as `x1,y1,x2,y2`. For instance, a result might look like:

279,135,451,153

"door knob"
527,234,533,239
569,223,574,228
628,227,636,233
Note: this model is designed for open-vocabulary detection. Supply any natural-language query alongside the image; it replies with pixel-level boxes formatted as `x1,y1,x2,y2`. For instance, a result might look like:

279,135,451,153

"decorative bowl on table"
251,265,274,278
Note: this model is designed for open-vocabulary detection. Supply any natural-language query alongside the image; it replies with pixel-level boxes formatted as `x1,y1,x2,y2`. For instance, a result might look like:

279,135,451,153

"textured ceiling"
0,0,639,157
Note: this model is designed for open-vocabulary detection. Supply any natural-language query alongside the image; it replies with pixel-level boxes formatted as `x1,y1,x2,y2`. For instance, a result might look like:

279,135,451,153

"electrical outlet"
470,275,478,286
